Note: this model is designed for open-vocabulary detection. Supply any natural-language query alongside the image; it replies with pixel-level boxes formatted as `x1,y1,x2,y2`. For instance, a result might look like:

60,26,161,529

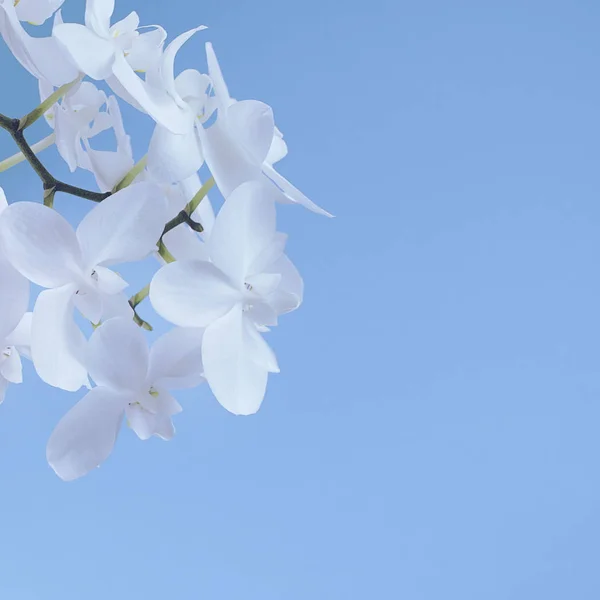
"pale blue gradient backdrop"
0,0,599,598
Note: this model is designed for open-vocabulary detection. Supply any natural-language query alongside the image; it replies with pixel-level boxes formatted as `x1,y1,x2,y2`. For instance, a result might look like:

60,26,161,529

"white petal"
0,202,82,288
205,42,232,107
84,0,114,37
152,413,176,440
126,27,165,73
0,349,22,384
86,317,149,392
161,225,208,262
46,387,128,482
175,68,210,107
0,256,29,340
0,1,79,86
147,327,204,390
247,232,287,276
150,260,240,328
94,266,128,294
203,306,269,415
14,0,64,25
266,127,288,165
0,187,7,212
266,254,304,314
147,123,203,183
262,163,333,217
199,119,261,198
31,285,88,391
111,52,193,135
125,403,154,440
73,289,103,324
100,291,133,320
246,301,278,328
53,23,114,79
227,100,275,165
208,180,277,286
84,145,134,192
154,27,206,108
76,182,168,268
243,318,279,373
0,376,8,404
5,312,33,350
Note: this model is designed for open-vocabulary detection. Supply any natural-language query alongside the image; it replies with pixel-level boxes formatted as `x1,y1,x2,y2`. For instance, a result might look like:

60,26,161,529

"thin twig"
0,114,110,202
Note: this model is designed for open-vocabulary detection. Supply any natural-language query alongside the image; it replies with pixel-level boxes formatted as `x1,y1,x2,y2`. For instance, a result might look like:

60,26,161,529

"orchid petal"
266,254,304,314
0,349,22,384
262,163,333,217
14,0,65,25
150,260,240,328
125,403,155,440
31,284,88,391
46,387,128,481
247,232,287,276
147,123,203,183
111,52,193,134
94,266,128,295
208,180,277,286
126,26,165,73
227,100,275,165
86,317,148,392
202,306,269,415
148,327,204,390
199,119,261,198
76,182,168,268
161,225,208,262
84,0,114,37
5,312,33,353
266,127,288,165
0,0,78,86
53,23,114,79
100,291,133,320
73,289,103,324
0,201,83,288
205,42,231,107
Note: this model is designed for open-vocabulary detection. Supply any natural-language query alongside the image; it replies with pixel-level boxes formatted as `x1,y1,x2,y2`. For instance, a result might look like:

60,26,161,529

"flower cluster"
0,0,330,480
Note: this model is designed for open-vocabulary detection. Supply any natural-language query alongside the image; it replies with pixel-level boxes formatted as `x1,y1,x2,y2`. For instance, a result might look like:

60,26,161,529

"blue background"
0,0,600,597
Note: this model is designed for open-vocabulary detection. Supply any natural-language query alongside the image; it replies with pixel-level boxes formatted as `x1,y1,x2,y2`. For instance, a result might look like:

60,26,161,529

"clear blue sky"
0,0,599,597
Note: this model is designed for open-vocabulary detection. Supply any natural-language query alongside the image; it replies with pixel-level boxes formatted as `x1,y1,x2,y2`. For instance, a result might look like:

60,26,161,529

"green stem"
128,284,152,330
19,76,82,130
0,132,55,173
157,239,176,263
161,176,215,237
129,284,150,309
186,176,215,214
113,155,148,192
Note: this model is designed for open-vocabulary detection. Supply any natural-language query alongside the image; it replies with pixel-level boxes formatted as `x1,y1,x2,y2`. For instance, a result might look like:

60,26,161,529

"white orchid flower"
0,189,30,402
40,80,134,192
54,0,205,134
0,3,78,85
201,43,332,217
14,0,64,25
150,180,303,415
46,317,205,481
0,183,169,391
